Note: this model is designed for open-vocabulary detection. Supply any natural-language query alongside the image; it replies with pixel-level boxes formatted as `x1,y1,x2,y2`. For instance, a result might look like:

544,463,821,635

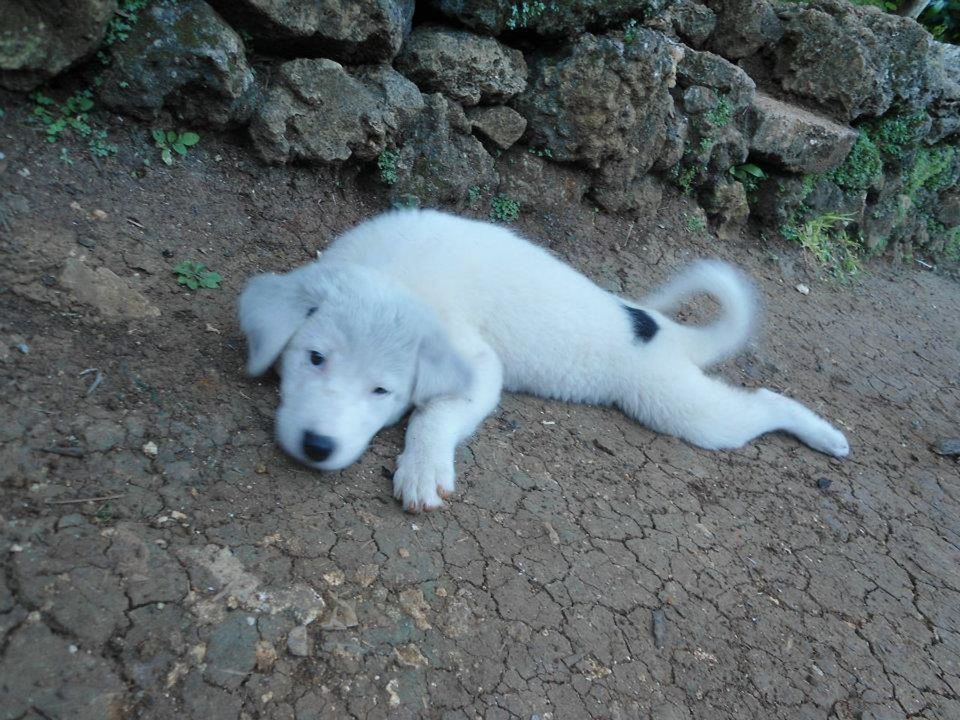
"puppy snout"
302,431,335,462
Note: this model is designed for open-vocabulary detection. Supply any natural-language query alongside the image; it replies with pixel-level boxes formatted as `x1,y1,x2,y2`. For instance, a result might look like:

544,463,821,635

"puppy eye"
309,351,325,366
372,387,390,395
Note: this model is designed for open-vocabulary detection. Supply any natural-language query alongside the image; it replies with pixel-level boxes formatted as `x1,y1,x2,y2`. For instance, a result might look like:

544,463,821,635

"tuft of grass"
377,149,400,185
706,95,733,128
685,214,707,232
173,260,222,290
152,129,200,165
783,212,862,280
490,195,521,222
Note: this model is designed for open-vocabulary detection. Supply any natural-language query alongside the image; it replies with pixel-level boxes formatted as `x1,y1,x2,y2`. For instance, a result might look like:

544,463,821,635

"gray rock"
926,42,960,143
647,0,716,48
746,93,858,174
592,173,665,218
286,624,312,656
774,0,935,120
935,191,960,227
428,0,669,36
204,613,259,689
390,94,498,207
932,438,960,456
677,47,756,108
514,31,680,173
702,179,749,240
60,258,161,320
466,106,527,149
0,622,126,720
0,0,116,91
183,670,243,720
706,0,782,58
209,0,414,62
98,0,255,126
395,26,527,106
250,59,423,164
496,148,589,212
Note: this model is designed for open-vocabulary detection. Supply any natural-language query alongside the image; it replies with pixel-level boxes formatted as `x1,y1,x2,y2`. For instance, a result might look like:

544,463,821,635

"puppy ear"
238,270,321,376
412,329,472,405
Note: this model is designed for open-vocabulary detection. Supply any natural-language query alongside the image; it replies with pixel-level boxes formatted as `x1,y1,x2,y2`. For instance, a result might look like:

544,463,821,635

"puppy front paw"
392,450,456,513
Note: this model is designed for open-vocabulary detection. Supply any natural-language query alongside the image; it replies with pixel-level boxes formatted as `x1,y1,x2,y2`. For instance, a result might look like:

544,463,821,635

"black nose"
302,431,335,462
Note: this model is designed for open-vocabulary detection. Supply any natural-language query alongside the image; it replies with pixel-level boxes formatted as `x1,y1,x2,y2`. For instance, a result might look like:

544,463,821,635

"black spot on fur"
306,306,318,317
624,305,658,342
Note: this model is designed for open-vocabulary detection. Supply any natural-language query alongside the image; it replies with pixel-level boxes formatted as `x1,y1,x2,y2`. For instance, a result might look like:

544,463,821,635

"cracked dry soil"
1,110,959,720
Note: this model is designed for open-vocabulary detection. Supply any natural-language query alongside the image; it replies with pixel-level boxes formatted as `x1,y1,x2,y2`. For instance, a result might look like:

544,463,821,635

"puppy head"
239,262,470,470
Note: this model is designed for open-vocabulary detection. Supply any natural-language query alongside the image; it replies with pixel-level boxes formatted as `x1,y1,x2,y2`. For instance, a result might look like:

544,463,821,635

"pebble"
142,441,158,458
816,477,832,491
287,625,311,657
796,283,810,295
931,438,960,456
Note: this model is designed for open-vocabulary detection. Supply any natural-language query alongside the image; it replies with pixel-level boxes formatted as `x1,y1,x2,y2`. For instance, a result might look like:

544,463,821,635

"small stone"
170,510,188,521
142,441,158,458
398,589,431,630
796,283,810,295
287,625,311,657
355,564,379,588
397,547,410,559
77,236,96,248
393,643,429,668
226,595,239,610
318,597,358,630
255,463,268,474
323,569,345,586
652,609,667,649
15,343,29,354
90,209,108,220
931,438,960,456
255,640,278,672
816,477,832,491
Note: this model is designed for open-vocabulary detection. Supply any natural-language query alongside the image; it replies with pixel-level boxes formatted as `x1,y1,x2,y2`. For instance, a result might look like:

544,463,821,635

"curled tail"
643,260,757,368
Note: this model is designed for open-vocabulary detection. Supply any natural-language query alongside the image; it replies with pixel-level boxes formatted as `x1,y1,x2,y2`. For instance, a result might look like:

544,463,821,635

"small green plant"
467,185,483,206
867,111,926,157
99,0,149,62
528,146,553,159
783,212,862,280
32,90,94,143
623,18,640,43
491,195,521,222
173,260,222,290
685,214,707,232
729,163,767,193
88,130,118,158
829,131,882,191
59,147,74,165
904,145,958,197
669,162,698,196
706,95,733,128
377,149,400,185
152,129,200,165
506,1,548,30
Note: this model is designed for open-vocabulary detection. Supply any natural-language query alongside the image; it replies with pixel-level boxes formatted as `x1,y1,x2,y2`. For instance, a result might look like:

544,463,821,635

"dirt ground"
1,93,959,720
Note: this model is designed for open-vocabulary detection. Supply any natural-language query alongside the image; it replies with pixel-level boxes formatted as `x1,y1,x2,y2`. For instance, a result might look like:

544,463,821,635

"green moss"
705,94,733,128
866,111,926,157
945,227,960,262
829,131,882,191
491,195,521,222
904,145,958,197
377,149,400,186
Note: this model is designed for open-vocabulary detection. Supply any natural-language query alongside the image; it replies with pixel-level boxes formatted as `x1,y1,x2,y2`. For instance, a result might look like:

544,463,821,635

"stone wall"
2,0,958,259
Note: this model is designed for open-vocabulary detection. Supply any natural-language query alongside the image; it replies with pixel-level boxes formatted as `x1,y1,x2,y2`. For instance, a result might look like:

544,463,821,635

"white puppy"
239,209,849,511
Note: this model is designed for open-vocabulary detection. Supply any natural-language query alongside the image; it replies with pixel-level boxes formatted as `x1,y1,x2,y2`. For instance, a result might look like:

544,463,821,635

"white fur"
239,209,849,511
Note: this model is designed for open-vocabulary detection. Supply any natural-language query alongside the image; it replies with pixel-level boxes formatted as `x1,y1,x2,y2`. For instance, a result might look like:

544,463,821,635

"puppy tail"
643,259,757,368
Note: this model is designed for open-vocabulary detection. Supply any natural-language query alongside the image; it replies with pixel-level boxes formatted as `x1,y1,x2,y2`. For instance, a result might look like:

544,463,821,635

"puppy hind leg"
620,367,849,457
